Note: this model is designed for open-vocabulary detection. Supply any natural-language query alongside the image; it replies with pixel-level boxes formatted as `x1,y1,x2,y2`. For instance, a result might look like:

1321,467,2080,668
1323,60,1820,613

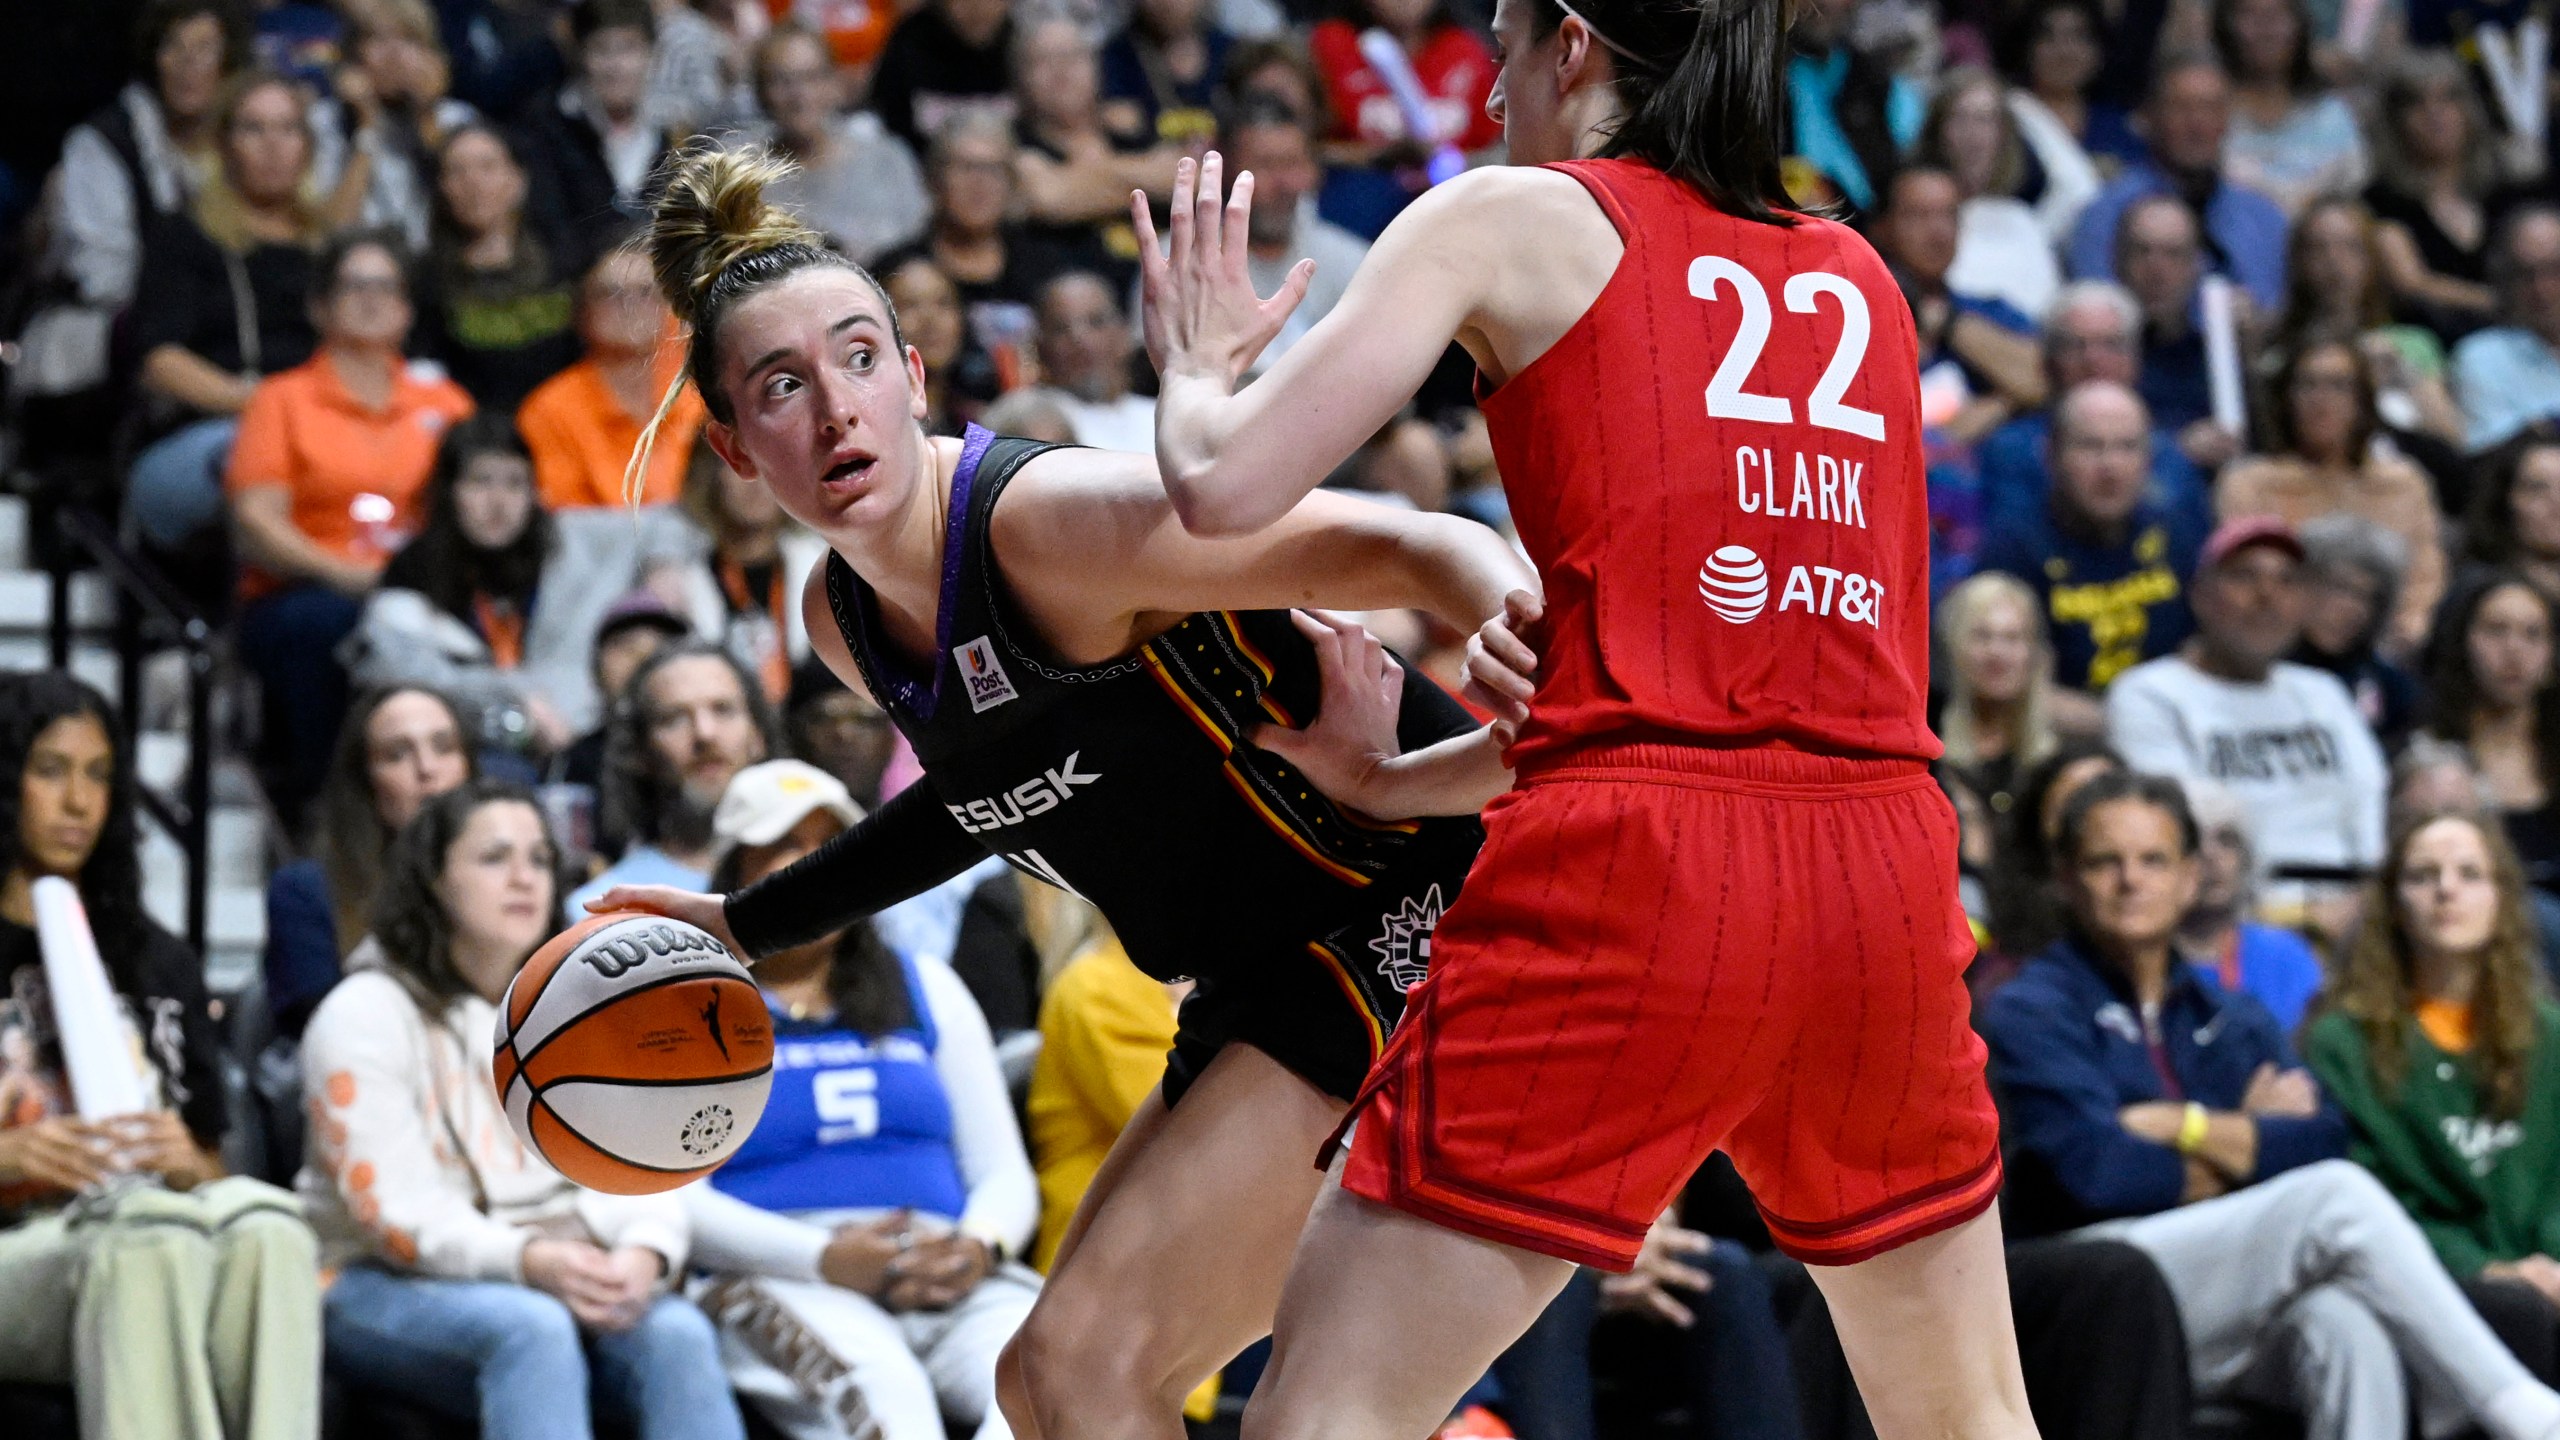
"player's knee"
1007,1291,1187,1423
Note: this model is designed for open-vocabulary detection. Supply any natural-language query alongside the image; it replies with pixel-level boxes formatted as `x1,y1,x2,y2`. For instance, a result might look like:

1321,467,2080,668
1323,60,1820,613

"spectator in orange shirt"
517,246,702,509
227,229,473,819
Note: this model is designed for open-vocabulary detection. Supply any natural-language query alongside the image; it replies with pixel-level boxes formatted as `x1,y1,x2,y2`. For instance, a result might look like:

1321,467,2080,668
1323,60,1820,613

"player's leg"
1743,774,2033,1440
1802,1208,2039,1440
999,1042,1345,1440
1238,1184,1579,1440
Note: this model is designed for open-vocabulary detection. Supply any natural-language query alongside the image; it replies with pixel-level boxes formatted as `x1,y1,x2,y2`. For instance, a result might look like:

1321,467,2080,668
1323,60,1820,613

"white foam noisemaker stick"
2479,20,2550,150
2201,275,2247,438
31,877,153,1120
1357,28,1468,185
2335,0,2383,56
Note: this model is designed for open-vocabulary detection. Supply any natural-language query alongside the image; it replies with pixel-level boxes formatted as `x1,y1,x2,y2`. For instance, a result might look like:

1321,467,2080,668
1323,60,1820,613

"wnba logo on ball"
1697,546,1769,623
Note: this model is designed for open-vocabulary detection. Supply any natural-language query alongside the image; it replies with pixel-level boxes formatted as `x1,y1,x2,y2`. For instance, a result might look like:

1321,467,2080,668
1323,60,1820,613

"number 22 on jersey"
1688,258,1886,442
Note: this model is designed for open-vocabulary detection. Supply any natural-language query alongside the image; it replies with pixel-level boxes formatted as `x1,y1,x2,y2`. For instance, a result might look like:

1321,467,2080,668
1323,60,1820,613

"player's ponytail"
1542,0,1798,224
627,143,902,502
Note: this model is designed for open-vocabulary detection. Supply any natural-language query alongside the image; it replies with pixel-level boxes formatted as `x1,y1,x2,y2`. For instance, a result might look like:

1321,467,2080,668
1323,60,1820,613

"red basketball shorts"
1340,743,2003,1271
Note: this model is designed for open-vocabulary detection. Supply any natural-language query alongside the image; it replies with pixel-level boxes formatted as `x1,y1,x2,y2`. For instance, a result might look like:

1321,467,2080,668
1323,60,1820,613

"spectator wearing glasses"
740,23,930,266
1978,281,2211,538
2269,198,2470,461
225,230,474,820
2177,779,2327,1034
2454,206,2560,452
2218,339,2445,656
2066,53,2289,313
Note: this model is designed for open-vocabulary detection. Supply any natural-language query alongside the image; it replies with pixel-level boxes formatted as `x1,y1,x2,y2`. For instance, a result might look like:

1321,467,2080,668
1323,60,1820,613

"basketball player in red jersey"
1124,1,2041,1438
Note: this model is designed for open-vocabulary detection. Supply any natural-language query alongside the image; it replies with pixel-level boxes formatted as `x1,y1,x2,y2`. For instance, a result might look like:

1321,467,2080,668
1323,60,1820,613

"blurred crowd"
21,0,2560,1438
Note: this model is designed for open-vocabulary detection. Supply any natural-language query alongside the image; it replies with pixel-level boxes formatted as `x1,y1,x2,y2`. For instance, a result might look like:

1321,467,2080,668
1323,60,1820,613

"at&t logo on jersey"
1698,546,1768,623
1697,545,1886,629
1369,885,1445,992
953,636,1019,713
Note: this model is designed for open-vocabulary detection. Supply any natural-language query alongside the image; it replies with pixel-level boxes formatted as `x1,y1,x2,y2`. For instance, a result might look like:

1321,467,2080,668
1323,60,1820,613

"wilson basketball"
492,912,775,1195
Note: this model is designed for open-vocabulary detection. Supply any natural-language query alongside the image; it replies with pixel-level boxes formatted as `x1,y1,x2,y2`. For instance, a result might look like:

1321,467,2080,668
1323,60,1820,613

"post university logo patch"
953,636,1020,712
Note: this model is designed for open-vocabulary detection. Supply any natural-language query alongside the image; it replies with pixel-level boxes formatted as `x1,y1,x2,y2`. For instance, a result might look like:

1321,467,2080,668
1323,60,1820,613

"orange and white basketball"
491,912,774,1195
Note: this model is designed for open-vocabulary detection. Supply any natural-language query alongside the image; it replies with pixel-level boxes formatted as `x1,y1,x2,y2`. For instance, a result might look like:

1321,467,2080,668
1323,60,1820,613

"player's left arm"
997,451,1539,637
1137,157,1535,536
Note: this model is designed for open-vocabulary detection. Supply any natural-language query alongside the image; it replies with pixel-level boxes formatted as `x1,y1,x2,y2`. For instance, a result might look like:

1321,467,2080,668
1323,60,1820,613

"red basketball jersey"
1486,160,1939,767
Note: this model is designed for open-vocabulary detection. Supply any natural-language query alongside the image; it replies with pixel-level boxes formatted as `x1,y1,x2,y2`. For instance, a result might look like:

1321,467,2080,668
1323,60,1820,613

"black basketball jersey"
823,427,1485,1032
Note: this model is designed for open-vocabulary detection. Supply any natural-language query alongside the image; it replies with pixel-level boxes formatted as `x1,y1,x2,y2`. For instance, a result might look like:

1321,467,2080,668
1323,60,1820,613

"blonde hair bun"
645,143,824,329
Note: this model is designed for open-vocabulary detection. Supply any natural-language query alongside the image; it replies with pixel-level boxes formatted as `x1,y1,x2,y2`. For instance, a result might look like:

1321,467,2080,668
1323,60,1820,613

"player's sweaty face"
711,270,930,536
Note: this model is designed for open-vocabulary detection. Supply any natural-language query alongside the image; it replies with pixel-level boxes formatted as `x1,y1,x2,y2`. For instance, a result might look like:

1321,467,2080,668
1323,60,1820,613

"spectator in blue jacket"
1985,771,2560,1440
2175,779,2327,1033
2066,53,2288,312
1978,382,2203,694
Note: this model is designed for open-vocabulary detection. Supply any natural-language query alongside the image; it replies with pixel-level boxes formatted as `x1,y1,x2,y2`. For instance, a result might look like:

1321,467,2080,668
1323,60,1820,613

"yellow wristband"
2175,1101,2210,1155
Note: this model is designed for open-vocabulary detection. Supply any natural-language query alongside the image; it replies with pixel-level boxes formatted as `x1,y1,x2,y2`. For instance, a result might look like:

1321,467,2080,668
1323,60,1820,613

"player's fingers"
1132,192,1164,285
1504,588,1545,627
1657,1261,1714,1292
1662,1228,1713,1255
1225,169,1255,278
1166,157,1196,283
1194,152,1225,271
1645,1290,1698,1328
1465,647,1536,703
1268,257,1317,319
1483,624,1540,676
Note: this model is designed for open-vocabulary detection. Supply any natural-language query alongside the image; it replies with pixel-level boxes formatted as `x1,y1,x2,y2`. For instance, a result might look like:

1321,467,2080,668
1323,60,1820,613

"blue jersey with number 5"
710,951,968,1219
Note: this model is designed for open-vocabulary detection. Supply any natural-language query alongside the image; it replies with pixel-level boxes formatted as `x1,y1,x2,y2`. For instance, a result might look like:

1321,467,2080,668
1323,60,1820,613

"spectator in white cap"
683,759,1039,1440
2177,777,2328,1033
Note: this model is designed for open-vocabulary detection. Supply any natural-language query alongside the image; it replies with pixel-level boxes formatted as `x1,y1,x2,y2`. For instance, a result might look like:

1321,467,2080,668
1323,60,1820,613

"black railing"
46,506,217,953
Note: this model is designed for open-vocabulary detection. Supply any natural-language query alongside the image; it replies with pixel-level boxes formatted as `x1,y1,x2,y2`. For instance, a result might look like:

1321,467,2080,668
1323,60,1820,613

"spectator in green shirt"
2305,810,2560,1382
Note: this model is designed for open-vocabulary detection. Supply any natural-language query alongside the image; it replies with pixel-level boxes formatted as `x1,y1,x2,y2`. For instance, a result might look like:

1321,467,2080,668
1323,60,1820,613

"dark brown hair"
371,779,564,1018
316,686,478,957
1526,0,1801,225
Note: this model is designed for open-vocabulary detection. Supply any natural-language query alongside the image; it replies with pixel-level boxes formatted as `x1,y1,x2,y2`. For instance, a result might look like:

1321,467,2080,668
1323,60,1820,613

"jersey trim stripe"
1305,942,1386,1059
1223,613,1298,727
1141,632,1380,888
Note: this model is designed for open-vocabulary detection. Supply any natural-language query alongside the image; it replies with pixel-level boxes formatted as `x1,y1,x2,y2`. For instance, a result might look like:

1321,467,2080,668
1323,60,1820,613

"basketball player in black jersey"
589,146,1537,1440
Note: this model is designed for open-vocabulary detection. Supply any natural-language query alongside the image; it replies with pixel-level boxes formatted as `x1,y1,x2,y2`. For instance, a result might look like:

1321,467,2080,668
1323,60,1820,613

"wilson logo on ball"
1698,545,1769,623
493,912,774,1195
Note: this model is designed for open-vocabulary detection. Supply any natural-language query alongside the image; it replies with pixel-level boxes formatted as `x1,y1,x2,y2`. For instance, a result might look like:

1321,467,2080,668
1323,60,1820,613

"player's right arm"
587,571,990,961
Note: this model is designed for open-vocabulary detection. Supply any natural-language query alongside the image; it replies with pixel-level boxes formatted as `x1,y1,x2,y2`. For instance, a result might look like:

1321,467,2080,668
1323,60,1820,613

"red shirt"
1308,21,1501,153
1484,161,1939,768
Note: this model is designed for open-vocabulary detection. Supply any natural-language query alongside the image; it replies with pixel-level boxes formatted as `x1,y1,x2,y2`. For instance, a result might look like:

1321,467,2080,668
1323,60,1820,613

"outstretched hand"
1134,151,1316,384
584,885,746,963
1250,610,1404,815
